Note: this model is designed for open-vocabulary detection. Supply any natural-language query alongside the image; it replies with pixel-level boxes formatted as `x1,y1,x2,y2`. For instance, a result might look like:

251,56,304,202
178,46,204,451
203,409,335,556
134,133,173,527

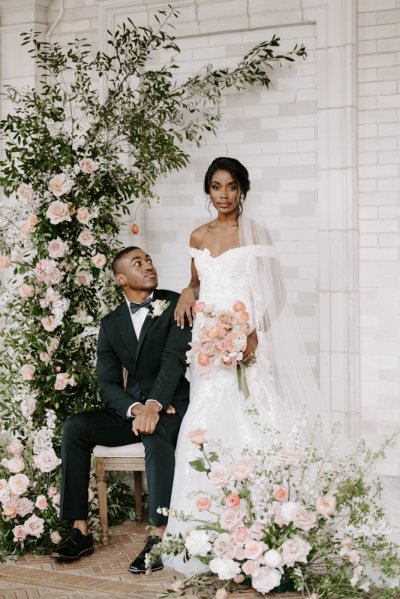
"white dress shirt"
125,295,162,417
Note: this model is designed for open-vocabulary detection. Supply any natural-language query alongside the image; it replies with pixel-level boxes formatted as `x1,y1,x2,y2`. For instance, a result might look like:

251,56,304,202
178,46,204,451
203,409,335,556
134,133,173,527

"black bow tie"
129,297,153,315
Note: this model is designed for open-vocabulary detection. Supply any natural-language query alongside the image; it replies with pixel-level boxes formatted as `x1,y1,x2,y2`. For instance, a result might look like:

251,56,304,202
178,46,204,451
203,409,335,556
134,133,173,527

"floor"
0,521,300,599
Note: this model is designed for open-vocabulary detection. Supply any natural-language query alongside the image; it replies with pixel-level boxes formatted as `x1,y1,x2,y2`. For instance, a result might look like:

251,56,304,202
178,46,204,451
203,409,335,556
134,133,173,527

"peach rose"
233,300,246,312
92,253,106,269
35,495,48,510
13,524,27,541
79,158,98,174
41,316,57,332
315,494,336,518
19,284,35,298
0,255,10,269
77,229,95,247
215,310,235,327
225,493,240,509
197,353,209,366
48,173,73,197
46,200,71,224
17,183,33,203
187,428,207,445
20,364,35,381
273,486,288,502
48,238,68,259
196,497,211,512
76,206,91,224
8,473,29,495
2,501,17,518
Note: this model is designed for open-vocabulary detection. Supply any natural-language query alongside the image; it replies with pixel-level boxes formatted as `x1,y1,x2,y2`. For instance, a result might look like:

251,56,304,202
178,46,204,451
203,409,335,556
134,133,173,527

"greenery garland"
0,6,306,555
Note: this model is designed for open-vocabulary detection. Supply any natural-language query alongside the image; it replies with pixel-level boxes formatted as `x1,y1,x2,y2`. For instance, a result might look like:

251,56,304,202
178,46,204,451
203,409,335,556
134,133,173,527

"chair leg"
95,458,109,545
133,471,143,524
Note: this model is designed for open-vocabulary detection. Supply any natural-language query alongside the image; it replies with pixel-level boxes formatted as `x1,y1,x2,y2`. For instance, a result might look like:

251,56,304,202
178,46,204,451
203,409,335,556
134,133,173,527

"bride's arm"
174,257,200,329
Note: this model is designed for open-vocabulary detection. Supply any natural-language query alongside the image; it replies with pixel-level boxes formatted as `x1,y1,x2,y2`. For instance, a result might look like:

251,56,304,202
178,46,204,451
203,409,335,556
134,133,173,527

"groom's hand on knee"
132,403,160,436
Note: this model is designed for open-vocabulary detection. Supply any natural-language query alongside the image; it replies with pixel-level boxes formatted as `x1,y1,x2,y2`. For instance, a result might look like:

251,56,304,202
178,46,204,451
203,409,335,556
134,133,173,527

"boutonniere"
149,299,170,318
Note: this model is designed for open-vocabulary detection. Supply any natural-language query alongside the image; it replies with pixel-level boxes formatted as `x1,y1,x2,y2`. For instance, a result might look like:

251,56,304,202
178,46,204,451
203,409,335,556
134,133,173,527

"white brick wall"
0,0,399,474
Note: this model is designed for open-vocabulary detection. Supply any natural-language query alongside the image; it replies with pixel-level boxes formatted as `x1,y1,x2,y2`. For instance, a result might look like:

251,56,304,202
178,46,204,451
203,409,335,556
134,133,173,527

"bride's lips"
217,203,231,209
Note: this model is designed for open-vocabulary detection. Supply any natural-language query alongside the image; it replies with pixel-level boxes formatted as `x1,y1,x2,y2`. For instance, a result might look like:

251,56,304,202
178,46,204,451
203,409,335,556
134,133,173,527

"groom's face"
115,248,158,292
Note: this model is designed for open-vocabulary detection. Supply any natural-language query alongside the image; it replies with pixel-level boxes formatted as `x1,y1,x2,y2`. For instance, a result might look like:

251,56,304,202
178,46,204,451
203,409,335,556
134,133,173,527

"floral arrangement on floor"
0,7,306,555
148,415,400,598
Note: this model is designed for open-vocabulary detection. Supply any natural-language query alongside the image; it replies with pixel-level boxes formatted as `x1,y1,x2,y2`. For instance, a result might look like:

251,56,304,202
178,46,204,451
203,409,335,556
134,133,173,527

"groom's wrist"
145,399,162,413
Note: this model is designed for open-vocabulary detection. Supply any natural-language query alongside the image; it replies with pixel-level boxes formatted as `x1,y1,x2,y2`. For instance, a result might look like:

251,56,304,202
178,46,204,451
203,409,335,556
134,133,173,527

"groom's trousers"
60,407,182,527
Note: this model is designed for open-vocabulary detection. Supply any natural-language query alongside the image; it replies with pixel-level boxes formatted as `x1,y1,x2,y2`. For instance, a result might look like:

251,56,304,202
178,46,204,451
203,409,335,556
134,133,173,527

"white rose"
13,524,27,541
213,533,235,558
46,200,71,224
91,253,106,269
48,238,68,259
185,529,212,557
264,549,283,569
75,270,93,287
79,158,98,174
24,514,44,538
209,464,232,487
209,557,241,580
281,535,312,567
17,183,33,203
252,566,282,594
15,497,34,517
293,506,317,532
7,441,24,456
276,501,299,526
76,207,91,224
8,473,30,495
77,229,95,247
3,456,25,473
35,494,48,510
48,173,73,197
33,450,60,473
20,396,37,418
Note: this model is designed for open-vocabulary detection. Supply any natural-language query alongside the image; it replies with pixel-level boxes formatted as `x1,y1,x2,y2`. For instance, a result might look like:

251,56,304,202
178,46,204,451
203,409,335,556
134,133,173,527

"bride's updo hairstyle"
204,157,250,214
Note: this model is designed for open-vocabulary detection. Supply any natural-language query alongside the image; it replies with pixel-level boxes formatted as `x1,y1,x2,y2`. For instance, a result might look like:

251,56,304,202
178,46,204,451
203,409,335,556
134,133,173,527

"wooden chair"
93,442,146,545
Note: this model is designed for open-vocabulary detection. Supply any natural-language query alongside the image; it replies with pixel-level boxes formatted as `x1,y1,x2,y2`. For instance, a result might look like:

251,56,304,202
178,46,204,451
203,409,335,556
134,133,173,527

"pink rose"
34,449,60,473
52,493,60,505
187,428,207,445
92,253,106,269
76,207,91,224
39,352,51,363
233,526,251,544
46,200,71,224
249,521,264,540
47,486,58,497
315,495,336,518
7,441,24,456
48,238,68,258
15,497,34,517
244,539,264,560
75,270,93,287
193,301,206,313
2,501,17,518
4,456,25,473
196,497,211,512
50,531,62,544
41,316,57,332
48,173,73,197
242,560,256,576
225,493,240,509
19,284,35,298
8,473,29,495
234,545,246,560
273,486,288,502
231,459,250,481
77,229,95,247
20,363,35,381
209,465,232,487
24,514,44,538
13,524,27,541
48,338,60,353
79,158,98,174
220,508,244,530
0,255,11,269
293,506,317,532
17,183,33,203
35,495,48,510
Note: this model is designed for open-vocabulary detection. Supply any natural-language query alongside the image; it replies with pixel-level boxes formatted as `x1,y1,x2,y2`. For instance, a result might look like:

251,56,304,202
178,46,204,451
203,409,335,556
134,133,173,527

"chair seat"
93,443,145,458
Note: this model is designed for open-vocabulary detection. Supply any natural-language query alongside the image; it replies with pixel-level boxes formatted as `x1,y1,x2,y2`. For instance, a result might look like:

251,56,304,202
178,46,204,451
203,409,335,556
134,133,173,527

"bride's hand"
243,329,258,365
175,288,196,329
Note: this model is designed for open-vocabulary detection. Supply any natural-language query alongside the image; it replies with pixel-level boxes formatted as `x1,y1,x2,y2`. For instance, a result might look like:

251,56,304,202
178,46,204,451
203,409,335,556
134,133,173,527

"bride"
162,156,339,574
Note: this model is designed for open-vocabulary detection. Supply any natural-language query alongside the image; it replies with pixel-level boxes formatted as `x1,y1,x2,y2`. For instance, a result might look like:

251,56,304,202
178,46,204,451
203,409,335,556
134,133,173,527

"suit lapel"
136,289,163,358
114,301,138,363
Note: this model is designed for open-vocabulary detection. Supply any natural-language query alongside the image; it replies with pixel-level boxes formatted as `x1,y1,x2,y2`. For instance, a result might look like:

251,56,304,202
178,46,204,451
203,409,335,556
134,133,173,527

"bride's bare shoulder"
189,221,214,249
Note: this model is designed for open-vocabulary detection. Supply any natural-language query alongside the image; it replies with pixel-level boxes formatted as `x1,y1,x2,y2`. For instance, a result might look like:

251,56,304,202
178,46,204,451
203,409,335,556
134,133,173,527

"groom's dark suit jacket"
96,289,190,419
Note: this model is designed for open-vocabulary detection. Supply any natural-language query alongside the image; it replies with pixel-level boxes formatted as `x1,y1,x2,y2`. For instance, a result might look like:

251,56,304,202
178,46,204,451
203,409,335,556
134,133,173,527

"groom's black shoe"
50,527,94,561
128,535,163,573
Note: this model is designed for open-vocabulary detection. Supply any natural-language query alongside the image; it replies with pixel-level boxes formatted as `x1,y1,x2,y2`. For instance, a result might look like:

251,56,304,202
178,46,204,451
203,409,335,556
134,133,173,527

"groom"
51,246,191,573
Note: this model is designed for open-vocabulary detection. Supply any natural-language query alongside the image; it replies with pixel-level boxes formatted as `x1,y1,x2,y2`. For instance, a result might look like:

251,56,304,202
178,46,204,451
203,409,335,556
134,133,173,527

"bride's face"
209,169,241,215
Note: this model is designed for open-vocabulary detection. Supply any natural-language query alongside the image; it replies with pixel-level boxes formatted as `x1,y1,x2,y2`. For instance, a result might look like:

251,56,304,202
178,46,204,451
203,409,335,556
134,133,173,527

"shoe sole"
128,564,164,574
50,546,94,561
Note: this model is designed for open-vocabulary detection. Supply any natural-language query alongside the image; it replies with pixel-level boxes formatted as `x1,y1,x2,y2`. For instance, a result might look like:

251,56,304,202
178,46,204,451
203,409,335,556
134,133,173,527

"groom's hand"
132,402,160,436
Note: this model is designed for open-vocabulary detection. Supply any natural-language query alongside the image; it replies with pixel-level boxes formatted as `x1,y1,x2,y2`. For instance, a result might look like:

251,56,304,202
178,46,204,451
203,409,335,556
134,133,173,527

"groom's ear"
114,273,126,287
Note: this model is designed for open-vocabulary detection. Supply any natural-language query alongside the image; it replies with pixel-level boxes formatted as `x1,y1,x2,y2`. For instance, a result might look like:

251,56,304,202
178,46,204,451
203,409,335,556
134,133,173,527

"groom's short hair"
111,246,140,275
